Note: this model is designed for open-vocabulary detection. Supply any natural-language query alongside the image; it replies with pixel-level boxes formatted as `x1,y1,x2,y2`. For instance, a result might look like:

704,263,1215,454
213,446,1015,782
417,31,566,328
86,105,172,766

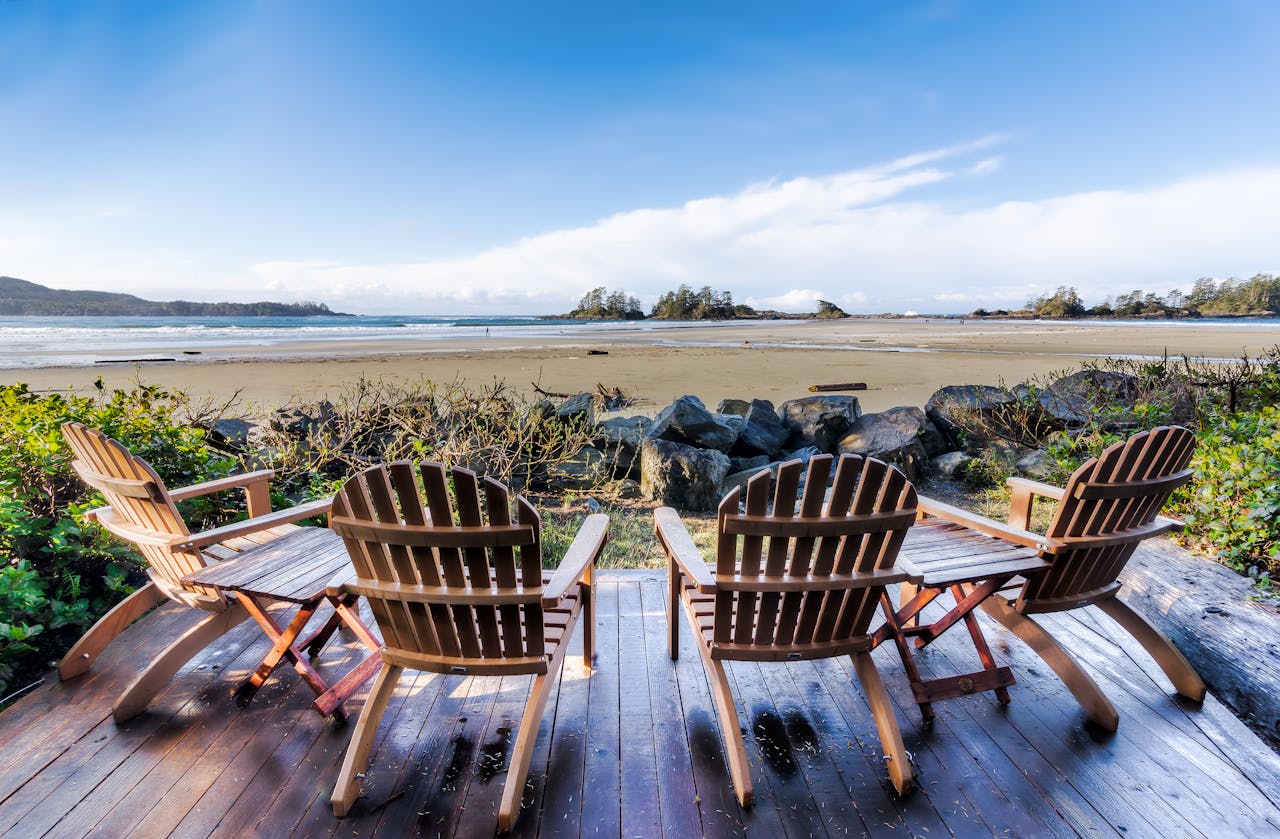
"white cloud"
6,137,1278,314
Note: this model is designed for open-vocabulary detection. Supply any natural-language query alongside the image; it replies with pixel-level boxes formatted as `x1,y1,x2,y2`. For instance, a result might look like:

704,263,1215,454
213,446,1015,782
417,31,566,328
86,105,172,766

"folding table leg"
232,594,341,719
310,594,383,718
953,585,1012,706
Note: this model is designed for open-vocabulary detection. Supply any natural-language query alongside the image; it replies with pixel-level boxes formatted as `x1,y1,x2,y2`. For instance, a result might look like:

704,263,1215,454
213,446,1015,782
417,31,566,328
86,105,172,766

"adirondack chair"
328,461,607,829
657,453,918,804
59,422,331,722
895,424,1204,731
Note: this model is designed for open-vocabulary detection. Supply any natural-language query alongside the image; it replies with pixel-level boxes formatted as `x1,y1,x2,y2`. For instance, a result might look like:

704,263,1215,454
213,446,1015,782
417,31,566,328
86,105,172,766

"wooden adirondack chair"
59,422,331,722
903,424,1204,731
328,461,607,829
657,453,918,804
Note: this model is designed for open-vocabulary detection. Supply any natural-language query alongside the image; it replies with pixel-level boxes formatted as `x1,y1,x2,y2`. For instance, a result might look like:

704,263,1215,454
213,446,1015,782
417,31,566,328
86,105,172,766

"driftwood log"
1118,539,1280,744
808,382,867,392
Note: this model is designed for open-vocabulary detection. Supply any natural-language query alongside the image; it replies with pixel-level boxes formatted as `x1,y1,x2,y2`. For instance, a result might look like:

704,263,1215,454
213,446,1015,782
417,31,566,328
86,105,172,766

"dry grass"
535,495,718,569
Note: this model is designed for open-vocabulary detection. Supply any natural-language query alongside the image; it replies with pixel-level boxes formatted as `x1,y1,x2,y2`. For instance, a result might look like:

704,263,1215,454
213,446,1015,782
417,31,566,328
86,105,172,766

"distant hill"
0,277,353,317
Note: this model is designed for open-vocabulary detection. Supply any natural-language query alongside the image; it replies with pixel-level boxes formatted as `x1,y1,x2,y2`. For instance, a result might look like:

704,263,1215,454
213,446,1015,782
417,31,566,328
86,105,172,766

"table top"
898,518,1051,588
183,526,355,603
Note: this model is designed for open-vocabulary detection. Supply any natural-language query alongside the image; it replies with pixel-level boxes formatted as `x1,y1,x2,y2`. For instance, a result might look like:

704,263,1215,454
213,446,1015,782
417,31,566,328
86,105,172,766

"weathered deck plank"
1,569,1277,838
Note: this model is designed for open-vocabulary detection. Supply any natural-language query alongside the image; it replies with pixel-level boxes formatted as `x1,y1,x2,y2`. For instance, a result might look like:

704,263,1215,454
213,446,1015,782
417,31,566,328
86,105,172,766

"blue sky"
2,1,1278,314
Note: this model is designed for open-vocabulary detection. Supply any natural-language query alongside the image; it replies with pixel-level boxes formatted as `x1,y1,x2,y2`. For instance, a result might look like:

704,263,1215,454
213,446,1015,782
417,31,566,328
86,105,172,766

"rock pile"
209,368,1164,512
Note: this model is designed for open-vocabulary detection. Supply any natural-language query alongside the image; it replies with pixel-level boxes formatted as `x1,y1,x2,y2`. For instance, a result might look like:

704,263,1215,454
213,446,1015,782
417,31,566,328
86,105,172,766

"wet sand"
8,319,1278,414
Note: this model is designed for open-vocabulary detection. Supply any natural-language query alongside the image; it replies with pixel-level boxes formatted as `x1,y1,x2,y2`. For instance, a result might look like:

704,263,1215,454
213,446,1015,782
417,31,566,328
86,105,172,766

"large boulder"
930,451,973,478
778,395,861,453
1038,370,1138,426
593,415,651,480
543,446,607,491
836,406,932,481
924,385,1020,451
640,438,732,511
720,462,781,499
729,454,771,474
555,392,596,426
646,395,738,452
732,399,789,459
1016,448,1057,481
209,418,255,452
270,400,335,438
716,398,752,417
715,413,745,437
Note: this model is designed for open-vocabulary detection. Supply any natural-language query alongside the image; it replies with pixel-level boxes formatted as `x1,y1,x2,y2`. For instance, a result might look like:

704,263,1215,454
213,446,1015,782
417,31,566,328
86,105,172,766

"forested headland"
0,277,351,317
980,274,1280,319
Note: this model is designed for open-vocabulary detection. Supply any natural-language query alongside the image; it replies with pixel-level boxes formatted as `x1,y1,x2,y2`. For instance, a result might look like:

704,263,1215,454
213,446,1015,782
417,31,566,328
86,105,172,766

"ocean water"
1,314,1276,369
0,314,753,368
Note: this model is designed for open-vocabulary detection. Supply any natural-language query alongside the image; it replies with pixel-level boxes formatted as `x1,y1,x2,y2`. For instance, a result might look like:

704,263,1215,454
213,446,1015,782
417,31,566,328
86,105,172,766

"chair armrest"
916,496,1062,552
1006,476,1065,529
654,507,715,594
173,497,333,551
83,470,279,523
173,470,275,517
1156,514,1184,533
167,469,276,501
1006,476,1065,501
542,513,609,607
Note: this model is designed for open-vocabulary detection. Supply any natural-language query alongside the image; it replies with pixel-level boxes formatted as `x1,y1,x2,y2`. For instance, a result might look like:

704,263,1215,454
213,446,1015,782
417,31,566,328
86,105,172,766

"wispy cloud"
6,137,1278,314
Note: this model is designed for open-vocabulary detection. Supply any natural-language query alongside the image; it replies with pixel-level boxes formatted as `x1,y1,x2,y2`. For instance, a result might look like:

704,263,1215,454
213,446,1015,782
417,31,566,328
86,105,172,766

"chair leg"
498,670,558,831
331,662,403,817
59,582,166,680
111,603,249,723
852,651,912,795
582,574,595,670
1095,597,1206,702
667,558,680,660
980,598,1120,731
705,657,753,807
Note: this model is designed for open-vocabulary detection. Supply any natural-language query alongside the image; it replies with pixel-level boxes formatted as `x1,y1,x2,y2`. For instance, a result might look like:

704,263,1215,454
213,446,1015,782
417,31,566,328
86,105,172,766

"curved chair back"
1021,425,1196,612
711,454,917,657
61,422,218,606
330,461,550,673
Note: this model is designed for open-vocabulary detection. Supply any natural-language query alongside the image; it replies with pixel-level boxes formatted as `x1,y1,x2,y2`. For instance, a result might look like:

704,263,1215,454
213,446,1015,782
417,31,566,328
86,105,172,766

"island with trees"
551,284,850,321
0,277,353,317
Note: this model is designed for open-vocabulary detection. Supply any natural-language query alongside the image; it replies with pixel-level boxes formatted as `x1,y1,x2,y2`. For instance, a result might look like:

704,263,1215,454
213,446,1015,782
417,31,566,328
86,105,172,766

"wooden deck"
2,568,1279,838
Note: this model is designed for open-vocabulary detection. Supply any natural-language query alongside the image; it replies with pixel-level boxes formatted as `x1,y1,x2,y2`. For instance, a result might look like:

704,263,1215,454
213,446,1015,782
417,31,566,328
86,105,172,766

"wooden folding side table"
873,517,1051,722
183,526,382,722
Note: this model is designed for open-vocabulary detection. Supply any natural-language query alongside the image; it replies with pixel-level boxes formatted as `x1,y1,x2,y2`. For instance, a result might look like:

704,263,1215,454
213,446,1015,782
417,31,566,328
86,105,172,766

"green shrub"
0,381,234,698
935,351,1280,588
1174,405,1280,577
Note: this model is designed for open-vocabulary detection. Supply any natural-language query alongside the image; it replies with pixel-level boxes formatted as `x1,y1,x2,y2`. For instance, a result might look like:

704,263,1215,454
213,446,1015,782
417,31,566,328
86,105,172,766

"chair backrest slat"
733,471,771,645
772,457,832,645
332,461,550,668
486,476,524,658
714,454,916,651
1023,426,1195,606
754,460,803,645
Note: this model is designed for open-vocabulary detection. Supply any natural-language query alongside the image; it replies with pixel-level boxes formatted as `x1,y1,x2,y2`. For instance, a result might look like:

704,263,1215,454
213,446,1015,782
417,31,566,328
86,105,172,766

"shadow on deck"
2,568,1279,838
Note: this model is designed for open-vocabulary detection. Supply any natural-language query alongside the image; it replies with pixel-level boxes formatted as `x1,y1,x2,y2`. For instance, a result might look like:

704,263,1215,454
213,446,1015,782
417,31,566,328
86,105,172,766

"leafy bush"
0,381,234,698
1175,406,1280,576
934,350,1280,586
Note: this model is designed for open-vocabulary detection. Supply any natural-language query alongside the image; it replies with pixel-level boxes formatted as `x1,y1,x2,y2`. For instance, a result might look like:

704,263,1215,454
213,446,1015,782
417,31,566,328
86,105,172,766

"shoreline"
6,319,1278,414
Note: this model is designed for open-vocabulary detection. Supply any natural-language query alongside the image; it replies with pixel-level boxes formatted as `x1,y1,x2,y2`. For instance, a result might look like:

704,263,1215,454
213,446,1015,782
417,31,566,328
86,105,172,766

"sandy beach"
7,319,1278,414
